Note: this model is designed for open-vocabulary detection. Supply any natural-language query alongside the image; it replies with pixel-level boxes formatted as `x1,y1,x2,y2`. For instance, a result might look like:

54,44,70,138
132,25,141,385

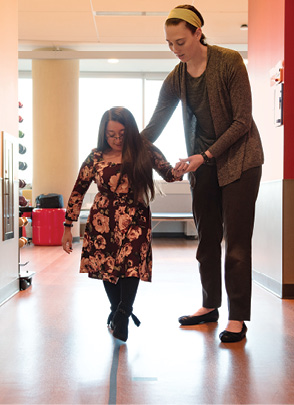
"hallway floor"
1,238,294,404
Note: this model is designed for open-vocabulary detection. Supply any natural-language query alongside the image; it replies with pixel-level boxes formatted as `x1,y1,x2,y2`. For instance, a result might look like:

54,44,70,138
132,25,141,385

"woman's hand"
62,228,73,254
175,154,204,173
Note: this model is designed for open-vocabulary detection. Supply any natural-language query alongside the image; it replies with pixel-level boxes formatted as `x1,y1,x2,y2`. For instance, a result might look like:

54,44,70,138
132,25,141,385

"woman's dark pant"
192,165,261,321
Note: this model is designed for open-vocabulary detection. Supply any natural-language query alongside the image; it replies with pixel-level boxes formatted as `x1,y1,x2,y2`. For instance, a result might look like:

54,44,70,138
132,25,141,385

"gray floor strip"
108,339,123,405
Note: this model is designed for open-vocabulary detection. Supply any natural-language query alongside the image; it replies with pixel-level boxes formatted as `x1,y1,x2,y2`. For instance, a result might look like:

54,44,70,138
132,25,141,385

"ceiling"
18,0,248,72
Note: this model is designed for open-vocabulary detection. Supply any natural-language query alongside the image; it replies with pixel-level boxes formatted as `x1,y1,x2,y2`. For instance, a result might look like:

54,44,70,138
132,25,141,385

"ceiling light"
240,24,248,30
94,11,167,16
108,59,119,64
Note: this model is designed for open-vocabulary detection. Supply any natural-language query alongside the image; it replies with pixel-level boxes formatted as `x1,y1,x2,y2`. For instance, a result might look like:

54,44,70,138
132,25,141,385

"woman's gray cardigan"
141,45,264,187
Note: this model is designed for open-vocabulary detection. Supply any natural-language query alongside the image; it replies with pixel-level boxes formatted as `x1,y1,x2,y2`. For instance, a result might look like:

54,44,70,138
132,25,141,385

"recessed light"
108,59,119,64
240,24,248,30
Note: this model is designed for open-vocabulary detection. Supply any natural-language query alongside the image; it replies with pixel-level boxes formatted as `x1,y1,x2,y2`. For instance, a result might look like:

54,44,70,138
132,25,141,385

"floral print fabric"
65,144,180,284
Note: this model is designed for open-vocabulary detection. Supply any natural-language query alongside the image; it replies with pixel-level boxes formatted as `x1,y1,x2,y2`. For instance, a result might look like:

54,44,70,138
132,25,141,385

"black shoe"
109,311,140,328
178,309,219,325
219,322,247,343
110,309,141,342
110,308,129,342
107,311,114,326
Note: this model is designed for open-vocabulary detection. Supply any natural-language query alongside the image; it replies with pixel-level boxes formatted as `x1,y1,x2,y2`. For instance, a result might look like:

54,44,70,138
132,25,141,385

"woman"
62,107,184,342
141,5,264,342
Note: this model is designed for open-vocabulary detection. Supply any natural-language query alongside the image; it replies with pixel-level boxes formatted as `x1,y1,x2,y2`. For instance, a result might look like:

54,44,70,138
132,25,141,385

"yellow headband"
166,8,202,28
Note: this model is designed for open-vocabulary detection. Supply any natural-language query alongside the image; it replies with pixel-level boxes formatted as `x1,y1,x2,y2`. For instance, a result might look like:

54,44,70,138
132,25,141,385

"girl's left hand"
173,162,189,177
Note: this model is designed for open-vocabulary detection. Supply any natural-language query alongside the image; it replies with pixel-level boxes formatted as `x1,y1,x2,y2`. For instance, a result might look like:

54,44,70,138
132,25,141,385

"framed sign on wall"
1,131,15,241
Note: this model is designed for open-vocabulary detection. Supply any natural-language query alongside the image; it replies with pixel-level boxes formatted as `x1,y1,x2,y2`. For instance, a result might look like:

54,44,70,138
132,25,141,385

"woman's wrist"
205,150,213,159
63,222,73,228
200,151,210,164
200,150,214,164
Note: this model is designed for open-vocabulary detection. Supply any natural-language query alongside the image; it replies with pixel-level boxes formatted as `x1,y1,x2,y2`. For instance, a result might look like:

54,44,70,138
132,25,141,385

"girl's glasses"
106,131,125,140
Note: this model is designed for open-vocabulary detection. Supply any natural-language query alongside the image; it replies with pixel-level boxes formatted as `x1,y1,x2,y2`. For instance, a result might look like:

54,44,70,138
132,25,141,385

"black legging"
103,277,140,314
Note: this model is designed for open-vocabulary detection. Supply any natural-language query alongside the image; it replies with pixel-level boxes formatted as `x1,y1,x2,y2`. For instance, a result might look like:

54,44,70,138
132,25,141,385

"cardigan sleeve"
146,139,182,182
141,69,180,143
207,49,254,158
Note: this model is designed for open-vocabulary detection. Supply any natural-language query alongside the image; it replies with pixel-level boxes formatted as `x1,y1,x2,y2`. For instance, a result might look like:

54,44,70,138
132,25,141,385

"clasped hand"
174,154,204,175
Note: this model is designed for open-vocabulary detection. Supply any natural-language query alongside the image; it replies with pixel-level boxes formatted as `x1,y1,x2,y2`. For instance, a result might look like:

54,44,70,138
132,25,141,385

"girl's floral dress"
65,143,181,284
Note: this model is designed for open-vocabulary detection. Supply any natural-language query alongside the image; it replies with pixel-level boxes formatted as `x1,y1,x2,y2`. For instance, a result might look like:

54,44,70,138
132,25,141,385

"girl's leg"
111,277,140,342
103,280,121,325
119,277,140,312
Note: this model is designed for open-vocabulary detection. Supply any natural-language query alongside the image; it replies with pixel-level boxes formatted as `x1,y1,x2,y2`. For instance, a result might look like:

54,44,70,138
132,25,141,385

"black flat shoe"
178,309,219,325
219,322,247,343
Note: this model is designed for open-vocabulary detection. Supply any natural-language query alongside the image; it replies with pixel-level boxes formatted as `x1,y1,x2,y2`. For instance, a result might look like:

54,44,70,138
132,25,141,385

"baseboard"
282,284,294,299
253,270,294,299
0,279,19,307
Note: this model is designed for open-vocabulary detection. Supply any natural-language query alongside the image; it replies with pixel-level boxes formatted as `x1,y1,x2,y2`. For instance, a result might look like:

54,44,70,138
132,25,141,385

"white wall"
0,0,20,305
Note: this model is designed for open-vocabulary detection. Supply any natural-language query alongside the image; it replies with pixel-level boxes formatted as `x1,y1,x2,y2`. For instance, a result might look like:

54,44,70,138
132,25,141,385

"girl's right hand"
175,154,204,173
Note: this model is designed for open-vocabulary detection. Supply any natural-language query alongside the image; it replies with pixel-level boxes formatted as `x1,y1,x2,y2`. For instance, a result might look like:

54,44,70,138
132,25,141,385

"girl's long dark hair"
97,107,155,205
166,4,207,46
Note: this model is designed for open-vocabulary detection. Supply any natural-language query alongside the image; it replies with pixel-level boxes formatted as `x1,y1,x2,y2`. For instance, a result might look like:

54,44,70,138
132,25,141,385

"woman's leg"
222,166,262,322
192,165,223,309
179,165,223,324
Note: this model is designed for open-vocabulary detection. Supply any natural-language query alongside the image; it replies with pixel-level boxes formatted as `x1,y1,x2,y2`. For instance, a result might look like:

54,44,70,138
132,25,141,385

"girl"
62,107,185,342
